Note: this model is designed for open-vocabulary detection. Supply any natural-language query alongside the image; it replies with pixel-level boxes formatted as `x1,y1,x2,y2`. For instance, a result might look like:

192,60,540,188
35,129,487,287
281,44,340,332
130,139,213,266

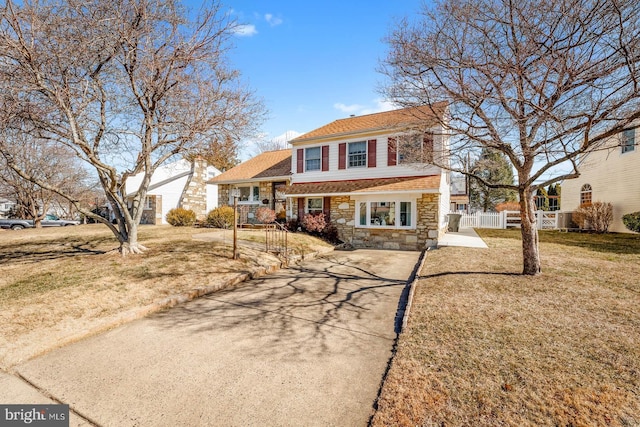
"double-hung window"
307,197,323,214
398,132,434,164
622,129,635,154
348,141,367,167
305,147,321,171
357,200,414,228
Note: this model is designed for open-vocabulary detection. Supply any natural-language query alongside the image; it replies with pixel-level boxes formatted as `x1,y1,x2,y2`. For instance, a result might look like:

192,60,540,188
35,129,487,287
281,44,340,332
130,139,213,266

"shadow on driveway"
15,250,420,427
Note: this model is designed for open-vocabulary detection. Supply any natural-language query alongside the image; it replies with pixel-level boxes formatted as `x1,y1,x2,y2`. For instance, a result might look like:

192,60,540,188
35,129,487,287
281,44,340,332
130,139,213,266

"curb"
400,248,430,332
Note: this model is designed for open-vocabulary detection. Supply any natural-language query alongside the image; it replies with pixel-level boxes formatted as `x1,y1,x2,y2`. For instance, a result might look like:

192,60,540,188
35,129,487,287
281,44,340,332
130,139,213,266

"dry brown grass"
373,229,640,427
0,224,330,369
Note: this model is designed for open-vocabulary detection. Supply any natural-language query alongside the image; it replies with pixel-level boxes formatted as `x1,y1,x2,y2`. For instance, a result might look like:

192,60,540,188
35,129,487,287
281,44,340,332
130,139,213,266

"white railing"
456,210,562,230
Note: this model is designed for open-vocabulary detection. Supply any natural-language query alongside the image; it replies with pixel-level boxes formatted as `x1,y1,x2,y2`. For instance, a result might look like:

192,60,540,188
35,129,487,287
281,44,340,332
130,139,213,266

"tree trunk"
520,189,541,275
116,221,147,256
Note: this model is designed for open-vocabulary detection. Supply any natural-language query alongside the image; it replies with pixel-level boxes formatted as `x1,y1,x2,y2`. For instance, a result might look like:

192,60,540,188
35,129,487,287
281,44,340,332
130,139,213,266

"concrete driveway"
13,249,420,427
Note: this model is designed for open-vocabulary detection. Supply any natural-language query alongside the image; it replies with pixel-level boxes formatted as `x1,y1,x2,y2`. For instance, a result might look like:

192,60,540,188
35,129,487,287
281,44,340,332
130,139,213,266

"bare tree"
0,134,91,225
382,0,640,275
253,131,299,155
0,0,264,254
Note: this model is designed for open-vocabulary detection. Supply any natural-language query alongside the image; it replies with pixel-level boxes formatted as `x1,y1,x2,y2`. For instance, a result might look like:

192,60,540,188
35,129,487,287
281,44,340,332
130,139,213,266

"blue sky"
218,0,428,157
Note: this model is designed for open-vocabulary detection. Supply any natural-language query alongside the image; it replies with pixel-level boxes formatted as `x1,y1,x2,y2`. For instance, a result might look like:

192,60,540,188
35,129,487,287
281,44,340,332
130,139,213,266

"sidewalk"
438,227,488,249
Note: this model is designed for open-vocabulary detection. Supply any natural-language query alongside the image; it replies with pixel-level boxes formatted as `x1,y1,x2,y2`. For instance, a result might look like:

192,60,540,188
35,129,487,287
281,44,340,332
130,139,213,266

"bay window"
356,198,415,228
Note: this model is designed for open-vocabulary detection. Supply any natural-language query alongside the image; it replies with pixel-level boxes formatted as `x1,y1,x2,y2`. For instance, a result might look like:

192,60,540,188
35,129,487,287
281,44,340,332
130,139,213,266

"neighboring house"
124,158,221,224
286,105,450,250
0,198,16,219
562,127,639,233
450,173,470,213
208,149,292,222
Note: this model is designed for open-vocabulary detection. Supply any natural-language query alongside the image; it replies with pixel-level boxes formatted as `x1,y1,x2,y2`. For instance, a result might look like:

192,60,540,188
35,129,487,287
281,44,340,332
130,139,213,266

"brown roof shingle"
285,175,441,196
209,149,291,183
291,104,447,143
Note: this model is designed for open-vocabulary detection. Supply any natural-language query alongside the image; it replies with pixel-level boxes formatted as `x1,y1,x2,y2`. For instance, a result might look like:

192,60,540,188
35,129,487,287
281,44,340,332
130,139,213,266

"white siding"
206,166,220,213
124,159,192,195
291,130,445,184
152,175,190,225
439,171,451,230
206,183,218,213
562,130,640,233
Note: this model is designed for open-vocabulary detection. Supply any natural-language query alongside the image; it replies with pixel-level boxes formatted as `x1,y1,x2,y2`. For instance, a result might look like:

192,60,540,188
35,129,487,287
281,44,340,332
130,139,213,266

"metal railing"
265,222,288,258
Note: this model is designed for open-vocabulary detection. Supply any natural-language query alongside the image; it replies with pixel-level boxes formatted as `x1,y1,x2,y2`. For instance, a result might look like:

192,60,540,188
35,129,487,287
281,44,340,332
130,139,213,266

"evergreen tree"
469,149,517,212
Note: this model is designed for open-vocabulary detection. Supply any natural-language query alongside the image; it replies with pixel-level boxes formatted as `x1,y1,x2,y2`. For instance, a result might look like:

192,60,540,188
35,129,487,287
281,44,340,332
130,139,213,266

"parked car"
0,214,80,230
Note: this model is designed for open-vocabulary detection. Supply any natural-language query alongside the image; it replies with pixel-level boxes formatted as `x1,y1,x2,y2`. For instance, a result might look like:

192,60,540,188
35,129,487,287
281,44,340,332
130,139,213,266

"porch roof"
208,149,291,184
284,175,441,197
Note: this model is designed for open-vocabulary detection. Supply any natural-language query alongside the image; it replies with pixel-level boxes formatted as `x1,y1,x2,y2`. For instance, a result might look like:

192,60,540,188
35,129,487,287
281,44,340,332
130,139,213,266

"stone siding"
218,184,230,208
217,181,286,224
329,194,440,251
180,158,208,220
140,195,162,225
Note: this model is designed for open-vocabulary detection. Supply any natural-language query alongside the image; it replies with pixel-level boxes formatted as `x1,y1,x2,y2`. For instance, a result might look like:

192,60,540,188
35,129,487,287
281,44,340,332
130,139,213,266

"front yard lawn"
372,229,640,426
0,225,331,369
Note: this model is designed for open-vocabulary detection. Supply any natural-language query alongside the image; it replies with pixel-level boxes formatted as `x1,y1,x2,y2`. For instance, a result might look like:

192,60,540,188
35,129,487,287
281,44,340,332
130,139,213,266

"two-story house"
285,105,450,250
562,127,639,233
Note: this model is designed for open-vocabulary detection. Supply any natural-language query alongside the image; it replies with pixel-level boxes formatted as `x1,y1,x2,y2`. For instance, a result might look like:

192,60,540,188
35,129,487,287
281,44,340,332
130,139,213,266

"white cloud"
239,130,302,161
334,99,398,116
333,103,365,114
265,13,283,27
271,130,301,143
233,24,257,37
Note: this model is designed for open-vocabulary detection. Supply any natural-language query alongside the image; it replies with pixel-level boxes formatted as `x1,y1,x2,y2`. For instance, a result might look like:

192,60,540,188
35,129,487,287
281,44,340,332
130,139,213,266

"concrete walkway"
10,250,420,427
438,227,488,248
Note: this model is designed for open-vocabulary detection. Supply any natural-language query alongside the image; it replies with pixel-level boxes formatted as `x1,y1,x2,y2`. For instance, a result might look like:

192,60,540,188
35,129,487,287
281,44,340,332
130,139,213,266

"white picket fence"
456,210,562,230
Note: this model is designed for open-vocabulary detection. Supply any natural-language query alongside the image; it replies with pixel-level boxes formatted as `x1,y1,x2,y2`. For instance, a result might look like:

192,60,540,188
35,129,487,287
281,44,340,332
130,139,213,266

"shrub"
255,207,276,224
322,223,341,244
206,206,235,229
622,211,640,233
284,218,300,232
574,201,613,233
301,213,326,233
495,201,521,212
166,207,196,227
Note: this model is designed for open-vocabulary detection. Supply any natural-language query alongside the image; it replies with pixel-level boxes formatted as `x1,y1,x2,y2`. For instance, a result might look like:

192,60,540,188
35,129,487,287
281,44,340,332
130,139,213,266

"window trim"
305,146,322,172
231,185,261,204
306,197,324,214
621,129,635,154
354,196,417,229
396,132,435,165
580,183,592,205
144,196,153,210
348,141,367,168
